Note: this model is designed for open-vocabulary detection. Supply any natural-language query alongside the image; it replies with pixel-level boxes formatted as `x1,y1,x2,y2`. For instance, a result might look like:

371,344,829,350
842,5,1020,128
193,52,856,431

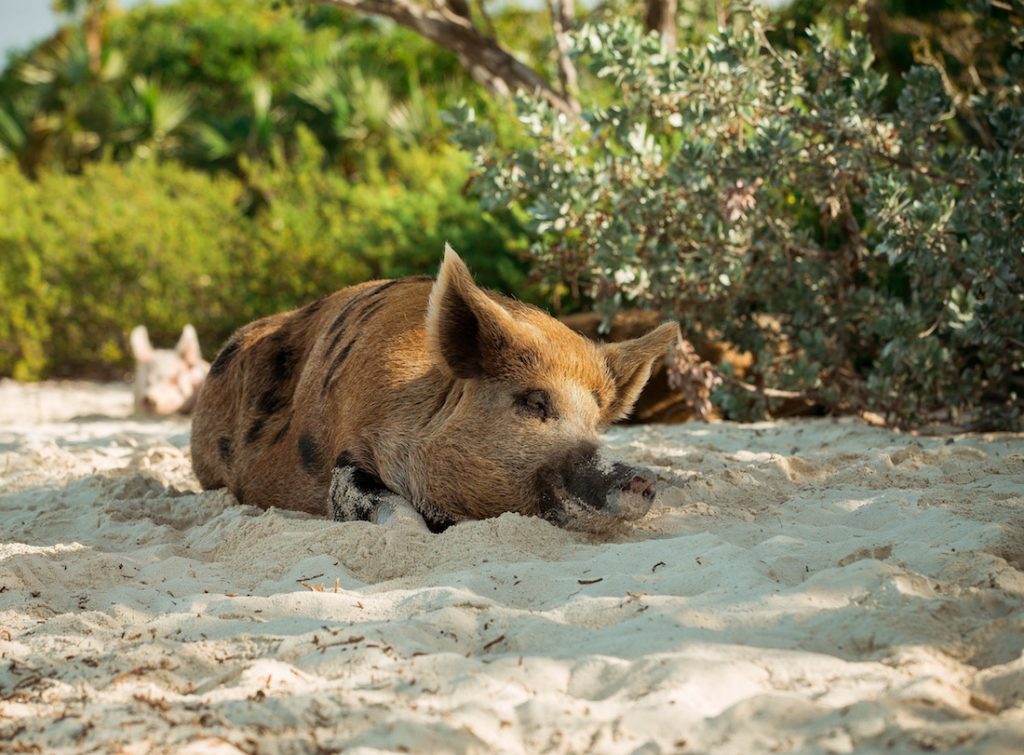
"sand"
1,378,1022,753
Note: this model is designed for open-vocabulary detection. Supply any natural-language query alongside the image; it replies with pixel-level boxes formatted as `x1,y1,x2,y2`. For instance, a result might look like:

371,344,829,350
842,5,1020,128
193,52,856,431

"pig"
130,324,210,415
190,246,679,532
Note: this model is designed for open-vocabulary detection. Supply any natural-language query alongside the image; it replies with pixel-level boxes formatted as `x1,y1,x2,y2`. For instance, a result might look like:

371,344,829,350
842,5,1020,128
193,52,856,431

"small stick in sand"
483,634,506,651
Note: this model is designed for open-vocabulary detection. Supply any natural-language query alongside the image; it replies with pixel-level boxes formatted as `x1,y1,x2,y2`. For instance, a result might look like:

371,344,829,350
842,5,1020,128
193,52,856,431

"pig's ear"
602,321,680,422
176,324,202,367
426,244,518,378
130,325,155,364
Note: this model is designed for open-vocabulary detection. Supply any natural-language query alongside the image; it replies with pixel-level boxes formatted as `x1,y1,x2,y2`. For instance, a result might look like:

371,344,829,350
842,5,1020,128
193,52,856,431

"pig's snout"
538,448,657,531
623,470,656,500
602,464,656,521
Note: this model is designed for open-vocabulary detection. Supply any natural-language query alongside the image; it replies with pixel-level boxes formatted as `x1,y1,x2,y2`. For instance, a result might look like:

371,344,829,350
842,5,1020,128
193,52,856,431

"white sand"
1,378,1023,753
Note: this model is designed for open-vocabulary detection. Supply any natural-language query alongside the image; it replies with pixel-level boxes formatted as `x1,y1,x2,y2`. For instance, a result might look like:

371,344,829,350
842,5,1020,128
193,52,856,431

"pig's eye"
515,389,553,421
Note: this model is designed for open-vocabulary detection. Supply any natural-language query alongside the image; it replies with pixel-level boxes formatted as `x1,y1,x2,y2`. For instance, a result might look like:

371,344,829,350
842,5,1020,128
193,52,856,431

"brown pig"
190,246,678,532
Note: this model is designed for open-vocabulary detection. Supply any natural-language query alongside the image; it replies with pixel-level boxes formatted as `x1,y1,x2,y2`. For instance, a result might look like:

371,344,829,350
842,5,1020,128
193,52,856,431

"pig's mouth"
139,393,190,416
535,449,656,533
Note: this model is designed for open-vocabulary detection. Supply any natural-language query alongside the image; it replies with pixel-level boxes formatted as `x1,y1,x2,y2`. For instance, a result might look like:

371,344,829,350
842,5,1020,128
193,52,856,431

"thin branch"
313,0,577,115
544,0,580,113
442,0,471,21
720,373,809,400
914,39,995,149
645,0,677,54
474,0,497,40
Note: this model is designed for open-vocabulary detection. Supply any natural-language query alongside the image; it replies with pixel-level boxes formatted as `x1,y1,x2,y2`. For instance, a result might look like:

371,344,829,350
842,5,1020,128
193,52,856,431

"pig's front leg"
328,462,429,532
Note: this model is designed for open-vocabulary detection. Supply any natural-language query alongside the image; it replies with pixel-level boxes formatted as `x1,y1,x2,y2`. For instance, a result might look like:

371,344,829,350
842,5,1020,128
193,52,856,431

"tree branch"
474,0,497,40
644,0,677,54
313,0,577,115
443,0,472,22
720,373,810,400
544,0,580,113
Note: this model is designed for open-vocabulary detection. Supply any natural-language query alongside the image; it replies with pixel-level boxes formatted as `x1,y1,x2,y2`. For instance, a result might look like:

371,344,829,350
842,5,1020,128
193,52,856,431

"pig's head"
130,324,210,415
417,246,679,532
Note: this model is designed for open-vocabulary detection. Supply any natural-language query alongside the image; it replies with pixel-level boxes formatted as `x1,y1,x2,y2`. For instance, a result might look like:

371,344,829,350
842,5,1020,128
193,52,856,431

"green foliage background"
0,0,529,380
453,2,1024,428
0,0,1020,428
0,133,519,379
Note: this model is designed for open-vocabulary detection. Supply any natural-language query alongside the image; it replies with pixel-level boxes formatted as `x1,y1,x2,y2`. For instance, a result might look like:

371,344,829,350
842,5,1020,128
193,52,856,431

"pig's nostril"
141,396,156,410
625,475,655,500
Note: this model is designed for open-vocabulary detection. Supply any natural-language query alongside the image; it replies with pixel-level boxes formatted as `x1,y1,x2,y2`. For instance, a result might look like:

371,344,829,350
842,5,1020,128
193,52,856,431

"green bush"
0,0,477,175
452,6,1024,428
0,134,524,380
0,0,531,382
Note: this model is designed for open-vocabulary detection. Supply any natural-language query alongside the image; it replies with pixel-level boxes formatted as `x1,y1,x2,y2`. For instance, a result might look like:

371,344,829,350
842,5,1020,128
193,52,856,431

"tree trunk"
644,0,677,54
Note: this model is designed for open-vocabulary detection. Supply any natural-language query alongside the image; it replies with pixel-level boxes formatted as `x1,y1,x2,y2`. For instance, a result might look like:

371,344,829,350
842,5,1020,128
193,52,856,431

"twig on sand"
297,572,341,592
483,634,506,651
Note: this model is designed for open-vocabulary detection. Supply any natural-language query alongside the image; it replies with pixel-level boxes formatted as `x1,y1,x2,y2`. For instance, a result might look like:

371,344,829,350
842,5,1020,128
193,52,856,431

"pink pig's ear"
602,321,680,422
130,325,155,364
176,324,203,367
426,244,519,379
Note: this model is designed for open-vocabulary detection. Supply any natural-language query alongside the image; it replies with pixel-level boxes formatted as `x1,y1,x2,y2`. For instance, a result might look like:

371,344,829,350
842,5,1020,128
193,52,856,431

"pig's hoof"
328,466,376,522
372,497,431,532
328,465,429,532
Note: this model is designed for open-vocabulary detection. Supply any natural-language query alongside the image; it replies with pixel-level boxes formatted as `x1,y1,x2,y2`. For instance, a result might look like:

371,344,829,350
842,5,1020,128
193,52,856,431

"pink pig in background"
129,324,210,415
